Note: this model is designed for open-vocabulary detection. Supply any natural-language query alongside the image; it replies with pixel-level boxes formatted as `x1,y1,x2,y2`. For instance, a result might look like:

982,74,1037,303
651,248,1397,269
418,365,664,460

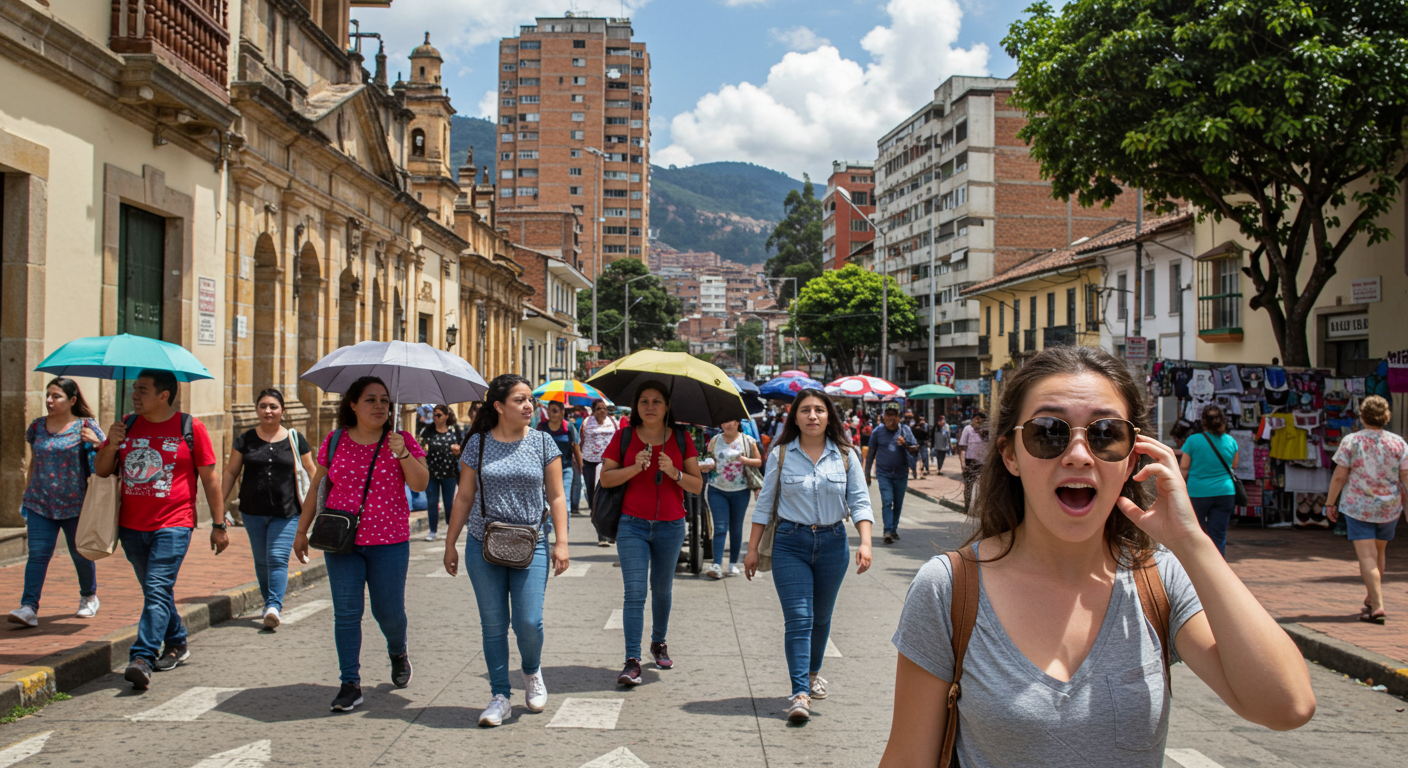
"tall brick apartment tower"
822,161,876,271
497,14,651,284
872,76,1137,387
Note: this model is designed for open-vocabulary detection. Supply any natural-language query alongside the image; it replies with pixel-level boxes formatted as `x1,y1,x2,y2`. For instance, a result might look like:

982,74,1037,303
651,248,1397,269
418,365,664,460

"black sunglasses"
1012,417,1139,462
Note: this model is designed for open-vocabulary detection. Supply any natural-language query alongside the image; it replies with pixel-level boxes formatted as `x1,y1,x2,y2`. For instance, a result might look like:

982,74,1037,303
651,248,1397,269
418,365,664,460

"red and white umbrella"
826,375,906,399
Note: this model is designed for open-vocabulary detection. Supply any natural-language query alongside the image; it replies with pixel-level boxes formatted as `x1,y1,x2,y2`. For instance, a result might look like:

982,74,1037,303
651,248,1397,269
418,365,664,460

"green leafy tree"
764,175,824,303
730,319,765,372
577,259,683,357
792,265,918,377
660,340,691,353
1005,0,1408,366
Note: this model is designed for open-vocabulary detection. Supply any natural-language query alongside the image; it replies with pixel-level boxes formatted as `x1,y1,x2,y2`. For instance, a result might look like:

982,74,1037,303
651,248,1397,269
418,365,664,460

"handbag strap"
939,546,981,768
76,419,94,478
351,430,387,517
768,443,787,522
476,431,550,532
1201,432,1237,482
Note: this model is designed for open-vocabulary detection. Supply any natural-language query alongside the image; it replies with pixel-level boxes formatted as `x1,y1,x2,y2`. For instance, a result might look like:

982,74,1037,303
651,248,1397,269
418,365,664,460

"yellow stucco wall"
971,265,1105,374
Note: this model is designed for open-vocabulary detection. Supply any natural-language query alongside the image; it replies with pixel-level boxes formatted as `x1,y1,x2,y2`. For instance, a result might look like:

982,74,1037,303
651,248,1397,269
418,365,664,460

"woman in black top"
419,404,464,542
220,389,315,628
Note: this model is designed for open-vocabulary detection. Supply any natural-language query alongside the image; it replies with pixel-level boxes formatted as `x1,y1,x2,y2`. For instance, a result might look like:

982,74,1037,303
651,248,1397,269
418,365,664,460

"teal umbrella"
907,383,958,399
36,334,212,382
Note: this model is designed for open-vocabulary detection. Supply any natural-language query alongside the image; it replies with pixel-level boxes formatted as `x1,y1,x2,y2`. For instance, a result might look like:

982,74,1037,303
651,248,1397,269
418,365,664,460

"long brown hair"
969,346,1155,568
776,389,853,451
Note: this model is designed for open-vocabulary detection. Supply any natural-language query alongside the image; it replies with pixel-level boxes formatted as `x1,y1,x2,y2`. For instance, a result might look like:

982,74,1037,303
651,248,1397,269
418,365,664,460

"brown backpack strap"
1135,557,1172,681
940,547,981,768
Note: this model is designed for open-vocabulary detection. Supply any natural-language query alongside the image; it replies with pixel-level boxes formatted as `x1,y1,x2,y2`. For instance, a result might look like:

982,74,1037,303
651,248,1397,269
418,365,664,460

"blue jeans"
20,510,96,610
616,515,686,660
1191,495,1234,556
324,541,409,685
463,536,549,698
425,477,457,534
915,446,930,476
707,486,752,565
877,474,908,534
561,463,576,531
570,462,583,511
770,520,850,696
243,515,297,612
119,526,192,663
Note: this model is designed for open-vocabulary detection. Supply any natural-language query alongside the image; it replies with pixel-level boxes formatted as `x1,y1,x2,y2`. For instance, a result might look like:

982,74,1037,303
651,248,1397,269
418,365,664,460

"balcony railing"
978,335,990,357
110,0,229,95
1043,325,1076,348
1023,328,1038,353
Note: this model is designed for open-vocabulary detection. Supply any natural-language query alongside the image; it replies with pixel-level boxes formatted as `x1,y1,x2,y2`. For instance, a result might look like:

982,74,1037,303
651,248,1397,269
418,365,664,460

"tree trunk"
1280,305,1313,368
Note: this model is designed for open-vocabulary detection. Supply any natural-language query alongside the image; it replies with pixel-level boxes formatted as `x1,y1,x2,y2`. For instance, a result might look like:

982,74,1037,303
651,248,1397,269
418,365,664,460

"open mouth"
1055,481,1098,515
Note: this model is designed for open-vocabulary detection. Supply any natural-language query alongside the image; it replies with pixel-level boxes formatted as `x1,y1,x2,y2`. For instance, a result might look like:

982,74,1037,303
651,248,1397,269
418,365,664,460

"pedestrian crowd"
11,346,1326,756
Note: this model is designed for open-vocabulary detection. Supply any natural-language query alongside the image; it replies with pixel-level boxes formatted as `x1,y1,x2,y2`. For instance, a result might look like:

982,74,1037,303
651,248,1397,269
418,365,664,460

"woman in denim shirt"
745,389,873,722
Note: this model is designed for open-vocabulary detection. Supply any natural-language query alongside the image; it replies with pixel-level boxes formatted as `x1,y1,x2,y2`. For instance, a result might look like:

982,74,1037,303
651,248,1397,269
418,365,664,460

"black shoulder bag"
479,431,550,568
1201,432,1249,507
591,425,633,541
309,429,386,554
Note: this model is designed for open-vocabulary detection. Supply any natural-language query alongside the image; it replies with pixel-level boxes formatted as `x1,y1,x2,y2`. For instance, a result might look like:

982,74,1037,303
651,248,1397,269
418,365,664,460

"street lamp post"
585,146,606,350
623,273,650,356
833,188,885,379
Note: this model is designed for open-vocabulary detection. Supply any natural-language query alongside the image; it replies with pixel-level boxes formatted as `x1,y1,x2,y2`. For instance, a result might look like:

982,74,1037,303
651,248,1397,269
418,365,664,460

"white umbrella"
300,340,489,405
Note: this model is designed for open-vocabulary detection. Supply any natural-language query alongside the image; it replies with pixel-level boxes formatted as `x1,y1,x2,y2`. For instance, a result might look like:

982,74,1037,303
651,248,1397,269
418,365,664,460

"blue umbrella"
759,374,826,401
36,334,212,381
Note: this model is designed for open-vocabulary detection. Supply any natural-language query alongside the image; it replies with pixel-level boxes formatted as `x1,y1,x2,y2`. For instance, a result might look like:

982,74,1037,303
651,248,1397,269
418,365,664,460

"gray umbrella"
300,340,489,404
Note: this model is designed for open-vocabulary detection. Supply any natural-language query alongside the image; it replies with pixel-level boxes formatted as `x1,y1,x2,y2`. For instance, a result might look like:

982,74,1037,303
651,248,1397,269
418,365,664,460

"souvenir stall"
1146,360,1361,529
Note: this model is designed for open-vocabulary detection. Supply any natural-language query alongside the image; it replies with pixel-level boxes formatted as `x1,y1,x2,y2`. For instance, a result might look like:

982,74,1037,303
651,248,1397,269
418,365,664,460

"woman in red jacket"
598,381,704,685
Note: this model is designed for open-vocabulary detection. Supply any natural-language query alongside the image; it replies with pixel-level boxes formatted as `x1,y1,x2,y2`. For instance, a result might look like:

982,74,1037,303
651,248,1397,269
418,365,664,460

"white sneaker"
8,606,38,627
728,564,742,577
76,595,100,619
704,563,723,580
478,693,512,726
809,673,828,699
425,531,438,541
522,669,548,712
263,606,281,628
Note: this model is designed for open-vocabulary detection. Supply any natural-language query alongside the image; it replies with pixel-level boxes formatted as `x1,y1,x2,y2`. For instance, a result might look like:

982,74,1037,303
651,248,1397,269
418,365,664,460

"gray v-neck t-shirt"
892,545,1203,767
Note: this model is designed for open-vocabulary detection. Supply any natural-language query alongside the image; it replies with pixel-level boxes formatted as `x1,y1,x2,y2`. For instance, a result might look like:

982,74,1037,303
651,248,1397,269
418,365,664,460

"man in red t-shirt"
96,369,225,690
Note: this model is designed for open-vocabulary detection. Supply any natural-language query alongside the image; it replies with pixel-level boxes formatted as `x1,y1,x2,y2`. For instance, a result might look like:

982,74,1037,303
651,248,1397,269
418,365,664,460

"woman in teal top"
1179,404,1239,556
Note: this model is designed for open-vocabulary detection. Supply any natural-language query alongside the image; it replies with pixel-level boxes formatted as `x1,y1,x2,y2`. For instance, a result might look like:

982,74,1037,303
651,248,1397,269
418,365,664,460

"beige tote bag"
76,471,123,561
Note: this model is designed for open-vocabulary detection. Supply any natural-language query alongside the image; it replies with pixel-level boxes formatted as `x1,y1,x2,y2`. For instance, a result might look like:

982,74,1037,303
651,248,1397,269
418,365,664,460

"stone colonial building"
223,6,531,442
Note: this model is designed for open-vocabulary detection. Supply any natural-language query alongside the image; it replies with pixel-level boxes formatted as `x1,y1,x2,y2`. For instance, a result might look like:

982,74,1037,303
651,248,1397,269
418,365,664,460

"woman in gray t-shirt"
881,346,1315,767
443,374,569,728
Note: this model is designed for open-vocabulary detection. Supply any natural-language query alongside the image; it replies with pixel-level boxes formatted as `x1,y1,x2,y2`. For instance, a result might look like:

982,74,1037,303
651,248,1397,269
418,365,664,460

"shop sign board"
1125,336,1148,362
1327,313,1369,338
954,379,980,395
197,277,217,346
935,362,955,387
1350,277,1381,304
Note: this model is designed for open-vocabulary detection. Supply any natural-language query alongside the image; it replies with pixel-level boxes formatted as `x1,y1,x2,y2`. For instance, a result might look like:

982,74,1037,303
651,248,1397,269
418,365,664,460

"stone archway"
372,277,384,341
338,266,358,348
296,241,323,433
252,233,280,395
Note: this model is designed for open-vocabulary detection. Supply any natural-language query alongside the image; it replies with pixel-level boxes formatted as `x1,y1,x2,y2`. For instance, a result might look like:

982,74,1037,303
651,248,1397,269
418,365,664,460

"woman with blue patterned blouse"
10,378,105,628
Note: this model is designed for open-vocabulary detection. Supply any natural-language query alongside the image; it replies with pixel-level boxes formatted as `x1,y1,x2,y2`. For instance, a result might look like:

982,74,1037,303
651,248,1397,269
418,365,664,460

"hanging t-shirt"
1332,429,1408,524
317,429,425,546
1268,423,1309,461
107,414,216,531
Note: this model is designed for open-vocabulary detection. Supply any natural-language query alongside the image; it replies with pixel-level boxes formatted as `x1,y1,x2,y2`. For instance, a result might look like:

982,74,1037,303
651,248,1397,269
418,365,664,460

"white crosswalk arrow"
128,687,244,722
186,740,271,768
0,732,52,768
578,746,648,768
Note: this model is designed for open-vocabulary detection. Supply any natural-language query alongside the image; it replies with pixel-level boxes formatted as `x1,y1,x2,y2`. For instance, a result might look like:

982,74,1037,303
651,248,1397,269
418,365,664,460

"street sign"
935,362,955,387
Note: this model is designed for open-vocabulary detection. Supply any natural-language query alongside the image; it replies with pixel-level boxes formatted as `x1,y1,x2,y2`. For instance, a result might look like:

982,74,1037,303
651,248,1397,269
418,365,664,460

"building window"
630,227,642,236
500,133,514,143
518,150,538,159
1169,262,1182,315
500,169,514,179
570,149,582,158
604,226,628,235
569,167,582,176
502,63,516,71
606,117,628,125
571,130,585,140
603,189,629,198
1029,296,1037,330
1144,267,1156,317
1066,287,1076,327
519,95,539,104
569,186,581,195
572,76,587,85
1197,254,1243,336
517,186,538,196
999,302,1005,336
1085,284,1100,331
520,41,541,50
500,188,514,198
500,152,511,161
519,60,540,68
1047,292,1056,327
629,209,642,219
521,113,540,122
604,171,628,180
518,78,539,86
501,98,516,107
573,39,586,48
604,208,627,217
517,168,538,178
572,58,586,67
571,112,585,122
1116,272,1128,320
985,306,992,336
571,94,585,103
604,245,627,254
630,119,643,128
1013,299,1021,334
518,131,538,140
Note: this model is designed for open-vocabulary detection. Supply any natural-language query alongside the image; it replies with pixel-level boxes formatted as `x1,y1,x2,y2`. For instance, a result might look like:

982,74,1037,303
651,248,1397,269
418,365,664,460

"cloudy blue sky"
355,0,1040,179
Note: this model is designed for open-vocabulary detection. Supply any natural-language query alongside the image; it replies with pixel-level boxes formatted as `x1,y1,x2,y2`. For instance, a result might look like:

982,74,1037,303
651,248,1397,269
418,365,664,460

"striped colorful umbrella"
826,375,906,399
532,379,612,407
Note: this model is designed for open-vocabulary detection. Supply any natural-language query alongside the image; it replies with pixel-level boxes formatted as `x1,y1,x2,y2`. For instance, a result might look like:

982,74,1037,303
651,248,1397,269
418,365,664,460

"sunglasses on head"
1012,416,1139,462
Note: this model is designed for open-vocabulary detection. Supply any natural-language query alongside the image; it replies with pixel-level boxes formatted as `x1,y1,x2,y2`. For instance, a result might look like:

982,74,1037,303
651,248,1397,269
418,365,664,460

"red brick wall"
509,245,548,303
500,211,582,271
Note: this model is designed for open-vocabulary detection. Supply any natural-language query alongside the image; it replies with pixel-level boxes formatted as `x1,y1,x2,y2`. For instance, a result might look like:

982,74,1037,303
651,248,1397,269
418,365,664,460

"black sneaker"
892,530,901,541
390,652,413,688
124,657,153,689
617,658,643,686
155,643,189,671
650,641,674,670
330,682,363,712
883,533,894,545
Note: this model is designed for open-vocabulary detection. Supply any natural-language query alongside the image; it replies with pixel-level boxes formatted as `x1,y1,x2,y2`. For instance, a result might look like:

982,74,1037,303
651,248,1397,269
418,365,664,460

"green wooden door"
118,204,165,340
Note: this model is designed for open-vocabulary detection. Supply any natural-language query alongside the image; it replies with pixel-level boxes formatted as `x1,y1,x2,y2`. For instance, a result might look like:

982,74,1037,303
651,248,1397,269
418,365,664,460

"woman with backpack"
9,378,104,628
220,388,315,628
880,346,1314,767
743,389,873,723
418,404,465,542
598,381,704,686
700,418,763,579
443,374,569,727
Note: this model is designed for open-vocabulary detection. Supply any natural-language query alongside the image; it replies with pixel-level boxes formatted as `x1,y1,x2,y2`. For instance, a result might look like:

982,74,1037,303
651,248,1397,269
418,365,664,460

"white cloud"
657,0,990,179
476,90,499,120
723,0,770,6
769,26,830,52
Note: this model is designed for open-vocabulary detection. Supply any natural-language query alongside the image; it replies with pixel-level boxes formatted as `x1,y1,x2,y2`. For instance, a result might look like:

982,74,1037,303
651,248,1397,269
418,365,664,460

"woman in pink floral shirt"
1325,396,1408,624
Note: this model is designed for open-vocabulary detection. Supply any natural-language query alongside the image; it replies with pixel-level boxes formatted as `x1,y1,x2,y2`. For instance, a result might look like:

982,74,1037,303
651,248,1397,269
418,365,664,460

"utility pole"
927,196,937,423
586,147,606,350
622,273,649,357
881,250,889,380
1133,188,1143,339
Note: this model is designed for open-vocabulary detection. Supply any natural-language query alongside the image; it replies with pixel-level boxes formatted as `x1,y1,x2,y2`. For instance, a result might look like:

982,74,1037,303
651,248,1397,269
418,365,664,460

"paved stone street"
2,489,1404,767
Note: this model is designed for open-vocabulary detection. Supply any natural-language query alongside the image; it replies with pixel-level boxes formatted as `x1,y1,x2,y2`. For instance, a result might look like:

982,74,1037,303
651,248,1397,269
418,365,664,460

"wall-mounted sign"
1124,336,1148,362
954,379,980,395
197,277,217,346
236,315,248,339
935,362,955,387
1326,313,1369,338
1351,277,1381,304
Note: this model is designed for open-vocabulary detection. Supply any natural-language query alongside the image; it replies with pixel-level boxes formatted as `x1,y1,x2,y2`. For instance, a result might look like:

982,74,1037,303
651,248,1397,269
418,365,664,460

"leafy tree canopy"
578,259,683,357
792,265,919,378
764,175,825,303
1006,0,1408,366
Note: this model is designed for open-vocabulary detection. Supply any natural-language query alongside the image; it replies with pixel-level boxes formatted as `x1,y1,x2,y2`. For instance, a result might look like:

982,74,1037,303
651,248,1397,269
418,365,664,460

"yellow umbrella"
587,350,748,426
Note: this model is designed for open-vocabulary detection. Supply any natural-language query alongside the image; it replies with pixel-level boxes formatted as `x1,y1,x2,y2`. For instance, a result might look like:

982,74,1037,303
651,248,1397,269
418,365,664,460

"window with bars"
1085,284,1100,331
1029,296,1037,330
1046,292,1056,327
1168,262,1182,315
1116,272,1128,320
1144,267,1156,317
1197,254,1242,337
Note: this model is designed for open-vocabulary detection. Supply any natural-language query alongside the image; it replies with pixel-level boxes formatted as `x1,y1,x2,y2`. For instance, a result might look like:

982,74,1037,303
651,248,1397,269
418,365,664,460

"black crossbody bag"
309,429,387,554
479,432,549,568
1202,431,1249,507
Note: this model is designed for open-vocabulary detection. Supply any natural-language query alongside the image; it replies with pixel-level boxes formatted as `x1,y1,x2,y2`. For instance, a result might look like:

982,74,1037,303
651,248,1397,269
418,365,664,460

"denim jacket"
752,438,874,528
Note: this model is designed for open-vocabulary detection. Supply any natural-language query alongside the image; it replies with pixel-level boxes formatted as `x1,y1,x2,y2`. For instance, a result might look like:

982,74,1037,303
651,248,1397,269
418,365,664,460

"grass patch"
0,691,71,724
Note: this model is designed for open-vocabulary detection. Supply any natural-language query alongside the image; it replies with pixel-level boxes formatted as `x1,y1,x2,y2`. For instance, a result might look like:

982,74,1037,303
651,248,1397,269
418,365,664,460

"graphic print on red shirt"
110,414,216,531
603,427,698,522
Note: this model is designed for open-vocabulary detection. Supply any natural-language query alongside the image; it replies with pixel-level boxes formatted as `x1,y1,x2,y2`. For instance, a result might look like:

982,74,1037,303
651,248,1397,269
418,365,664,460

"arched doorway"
296,242,322,431
372,278,384,341
252,233,279,395
338,266,358,349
